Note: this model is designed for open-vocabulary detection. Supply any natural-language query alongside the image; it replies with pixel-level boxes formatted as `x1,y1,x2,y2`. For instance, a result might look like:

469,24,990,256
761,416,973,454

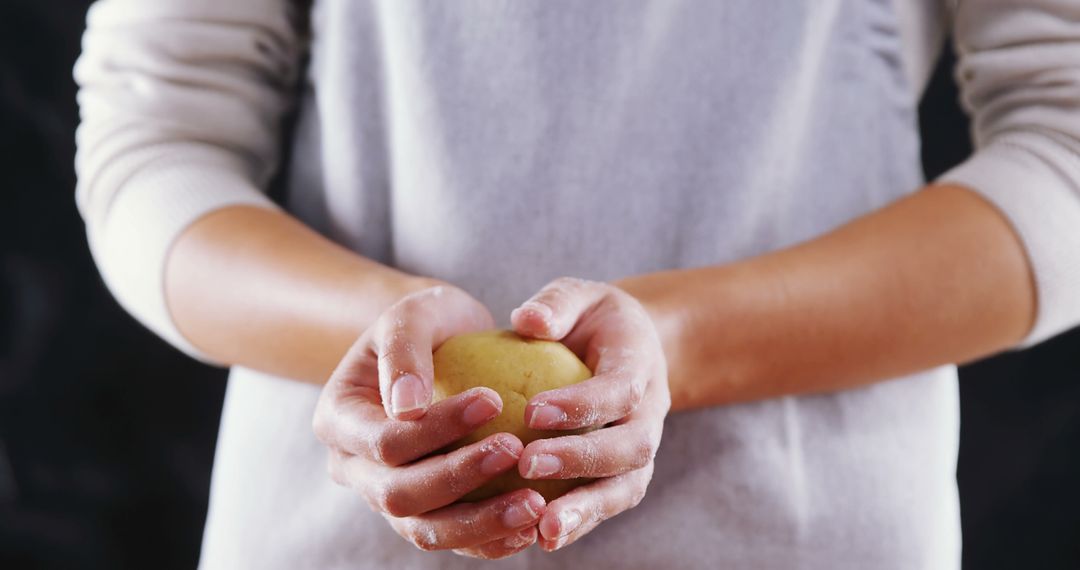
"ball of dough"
432,329,593,502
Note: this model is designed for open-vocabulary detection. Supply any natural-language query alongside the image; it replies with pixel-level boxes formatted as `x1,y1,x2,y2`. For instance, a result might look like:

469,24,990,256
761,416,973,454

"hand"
510,277,671,551
313,284,547,560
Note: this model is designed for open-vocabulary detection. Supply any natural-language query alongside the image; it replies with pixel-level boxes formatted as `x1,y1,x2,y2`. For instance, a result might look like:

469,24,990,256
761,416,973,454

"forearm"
618,184,1036,411
166,205,434,383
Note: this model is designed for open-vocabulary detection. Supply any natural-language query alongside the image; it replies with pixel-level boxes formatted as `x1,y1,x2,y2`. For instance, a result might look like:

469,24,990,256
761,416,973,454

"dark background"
1,2,1078,568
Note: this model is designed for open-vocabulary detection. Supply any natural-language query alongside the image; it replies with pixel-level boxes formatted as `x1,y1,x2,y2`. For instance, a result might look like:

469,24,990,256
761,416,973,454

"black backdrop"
1,2,1078,568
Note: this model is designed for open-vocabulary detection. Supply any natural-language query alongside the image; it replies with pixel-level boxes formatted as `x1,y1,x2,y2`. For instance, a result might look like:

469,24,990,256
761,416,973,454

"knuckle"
379,332,417,360
617,377,639,418
362,491,382,513
564,434,600,475
503,528,536,550
400,288,429,307
372,311,396,339
544,277,585,303
402,292,439,317
413,537,438,552
443,456,473,497
326,456,347,486
627,379,645,410
598,289,622,310
311,413,333,445
369,431,396,465
657,380,672,412
628,484,648,510
407,523,439,551
376,485,414,518
631,437,654,469
607,284,633,301
625,467,653,511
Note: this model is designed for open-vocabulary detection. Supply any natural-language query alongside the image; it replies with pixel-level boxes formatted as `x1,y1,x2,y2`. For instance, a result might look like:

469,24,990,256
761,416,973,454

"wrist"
613,272,694,411
311,268,442,382
615,264,765,411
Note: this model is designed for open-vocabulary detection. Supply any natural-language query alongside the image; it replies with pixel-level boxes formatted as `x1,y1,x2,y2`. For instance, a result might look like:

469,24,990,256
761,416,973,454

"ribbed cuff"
938,133,1080,347
87,159,279,364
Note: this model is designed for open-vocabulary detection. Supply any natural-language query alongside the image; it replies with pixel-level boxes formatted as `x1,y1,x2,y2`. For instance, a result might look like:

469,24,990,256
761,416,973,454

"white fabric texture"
937,0,1080,346
74,0,298,359
74,0,1080,360
72,1,1080,568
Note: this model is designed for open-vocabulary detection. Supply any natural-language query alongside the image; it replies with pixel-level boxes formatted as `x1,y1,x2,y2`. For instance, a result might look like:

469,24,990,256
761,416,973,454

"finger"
526,301,664,430
386,489,545,551
352,433,525,518
536,463,654,552
510,277,606,340
453,527,537,560
375,286,494,420
313,380,384,452
317,386,503,465
525,351,658,430
518,419,660,480
524,367,645,430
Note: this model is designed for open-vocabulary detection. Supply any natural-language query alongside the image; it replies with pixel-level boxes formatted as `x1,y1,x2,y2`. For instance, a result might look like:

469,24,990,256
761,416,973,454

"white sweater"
75,1,1080,568
74,0,1080,359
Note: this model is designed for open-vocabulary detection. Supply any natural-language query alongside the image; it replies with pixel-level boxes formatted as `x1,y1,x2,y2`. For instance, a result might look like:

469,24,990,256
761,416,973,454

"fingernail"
503,528,534,549
524,454,562,479
391,374,425,417
524,302,552,321
556,510,581,538
462,394,499,425
513,302,552,325
480,443,519,476
502,499,541,528
528,404,567,428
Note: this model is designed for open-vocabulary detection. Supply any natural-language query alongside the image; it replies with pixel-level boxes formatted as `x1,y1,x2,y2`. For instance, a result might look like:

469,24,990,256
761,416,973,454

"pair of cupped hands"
312,277,671,559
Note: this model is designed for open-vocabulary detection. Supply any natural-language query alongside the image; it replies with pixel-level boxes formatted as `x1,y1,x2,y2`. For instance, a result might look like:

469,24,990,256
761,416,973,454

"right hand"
313,284,547,560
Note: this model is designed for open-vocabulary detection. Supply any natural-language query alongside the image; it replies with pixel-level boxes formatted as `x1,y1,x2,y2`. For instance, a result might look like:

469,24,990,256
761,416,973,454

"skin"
615,184,1035,410
165,183,1034,558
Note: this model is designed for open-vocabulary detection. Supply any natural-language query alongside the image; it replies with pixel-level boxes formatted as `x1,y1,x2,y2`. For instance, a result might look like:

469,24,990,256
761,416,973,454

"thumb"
376,323,436,421
511,278,606,340
374,285,495,420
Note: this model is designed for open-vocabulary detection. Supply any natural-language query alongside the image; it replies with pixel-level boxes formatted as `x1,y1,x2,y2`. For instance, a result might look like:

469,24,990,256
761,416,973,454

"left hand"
509,277,671,552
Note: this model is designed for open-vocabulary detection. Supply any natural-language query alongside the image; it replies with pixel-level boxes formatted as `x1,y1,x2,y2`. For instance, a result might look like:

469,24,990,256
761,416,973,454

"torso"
200,2,960,568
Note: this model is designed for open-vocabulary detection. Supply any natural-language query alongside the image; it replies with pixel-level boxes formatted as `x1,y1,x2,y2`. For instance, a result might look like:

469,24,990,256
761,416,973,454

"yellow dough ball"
432,329,593,502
